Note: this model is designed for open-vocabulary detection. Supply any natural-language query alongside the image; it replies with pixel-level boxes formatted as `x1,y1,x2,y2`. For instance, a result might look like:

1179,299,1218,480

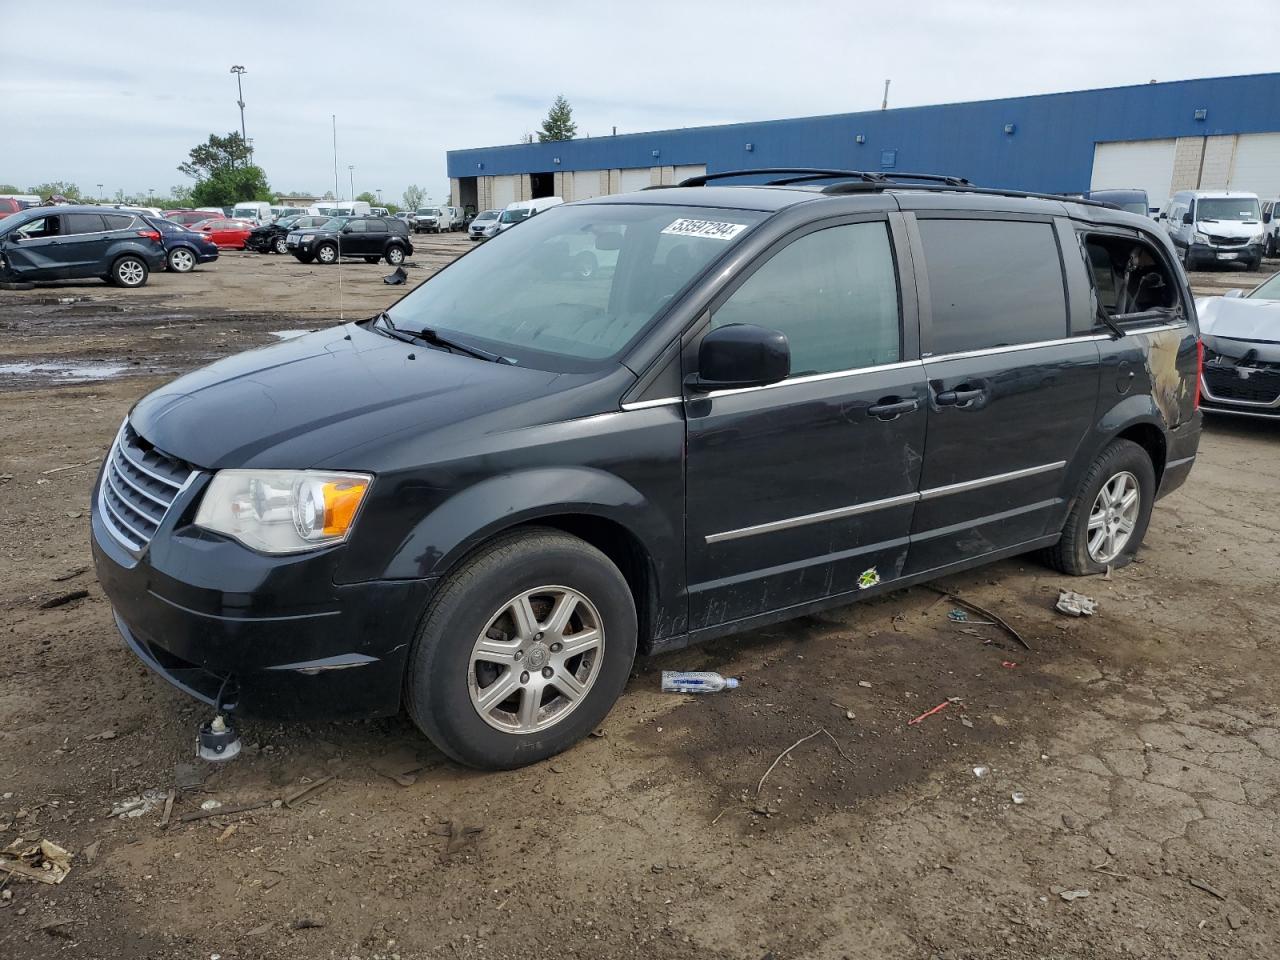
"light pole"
348,165,354,201
230,65,247,157
376,188,383,205
96,183,103,201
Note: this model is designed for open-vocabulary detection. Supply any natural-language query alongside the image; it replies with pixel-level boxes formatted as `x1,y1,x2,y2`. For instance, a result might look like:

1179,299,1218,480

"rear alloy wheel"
385,245,406,266
405,528,636,769
274,236,289,255
316,242,338,264
167,248,196,273
1042,438,1155,576
112,256,148,288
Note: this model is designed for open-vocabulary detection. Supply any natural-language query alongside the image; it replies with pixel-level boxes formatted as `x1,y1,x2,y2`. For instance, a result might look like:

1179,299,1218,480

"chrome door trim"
923,334,1110,363
918,461,1066,501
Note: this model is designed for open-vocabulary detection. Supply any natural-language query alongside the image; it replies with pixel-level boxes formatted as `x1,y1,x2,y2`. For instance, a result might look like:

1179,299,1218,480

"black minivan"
91,170,1202,769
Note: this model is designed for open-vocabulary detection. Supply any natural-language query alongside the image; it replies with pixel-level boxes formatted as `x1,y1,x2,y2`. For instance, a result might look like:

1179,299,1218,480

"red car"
166,209,225,226
0,198,29,219
190,218,255,249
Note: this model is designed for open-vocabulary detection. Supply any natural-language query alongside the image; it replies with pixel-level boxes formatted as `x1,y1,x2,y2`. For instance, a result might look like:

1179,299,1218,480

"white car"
1195,269,1280,420
1159,190,1264,271
495,197,564,235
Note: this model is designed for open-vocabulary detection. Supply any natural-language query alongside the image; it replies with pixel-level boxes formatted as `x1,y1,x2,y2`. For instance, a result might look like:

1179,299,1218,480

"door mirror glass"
690,324,790,391
1182,212,1193,225
1224,288,1245,299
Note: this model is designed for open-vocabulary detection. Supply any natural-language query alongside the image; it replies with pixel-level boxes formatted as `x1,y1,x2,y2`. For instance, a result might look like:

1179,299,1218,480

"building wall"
446,73,1280,197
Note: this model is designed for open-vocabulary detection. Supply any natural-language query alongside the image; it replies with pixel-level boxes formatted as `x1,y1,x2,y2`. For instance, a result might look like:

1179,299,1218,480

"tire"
315,242,338,265
111,255,148,288
574,251,598,279
405,528,637,770
364,256,380,264
1042,439,1156,576
274,236,289,255
167,247,196,273
294,253,314,264
385,245,406,266
1247,256,1262,272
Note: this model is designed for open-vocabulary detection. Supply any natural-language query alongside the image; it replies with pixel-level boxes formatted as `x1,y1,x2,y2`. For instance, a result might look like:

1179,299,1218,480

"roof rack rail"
819,180,1119,209
676,168,881,188
767,171,972,188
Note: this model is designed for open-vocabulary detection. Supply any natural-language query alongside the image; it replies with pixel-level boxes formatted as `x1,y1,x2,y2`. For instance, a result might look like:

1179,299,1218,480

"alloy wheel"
117,260,145,286
275,236,289,254
169,249,195,272
387,246,405,264
467,586,604,734
317,244,337,264
1087,471,1140,564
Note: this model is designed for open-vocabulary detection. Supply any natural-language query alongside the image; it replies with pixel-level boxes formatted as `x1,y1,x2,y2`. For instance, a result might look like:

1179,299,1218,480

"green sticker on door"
858,567,881,590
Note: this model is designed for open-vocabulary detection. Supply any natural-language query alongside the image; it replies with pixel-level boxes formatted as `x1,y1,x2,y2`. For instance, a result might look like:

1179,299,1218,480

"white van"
1262,199,1280,258
233,201,274,223
495,197,564,235
1160,190,1264,271
307,200,372,219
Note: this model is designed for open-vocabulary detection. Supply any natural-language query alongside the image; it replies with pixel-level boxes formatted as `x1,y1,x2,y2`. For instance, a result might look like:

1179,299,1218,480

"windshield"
1247,272,1280,301
277,216,302,228
1119,202,1148,215
475,210,498,221
1196,198,1261,222
319,217,347,231
417,208,440,216
384,203,765,371
499,208,531,224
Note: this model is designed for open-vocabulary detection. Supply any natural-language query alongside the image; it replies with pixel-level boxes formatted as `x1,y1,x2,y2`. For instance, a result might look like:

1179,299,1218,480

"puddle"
0,360,131,385
269,329,313,341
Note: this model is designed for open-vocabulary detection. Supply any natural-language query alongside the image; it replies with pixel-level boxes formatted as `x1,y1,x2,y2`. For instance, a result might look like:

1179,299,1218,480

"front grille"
1205,234,1247,247
1203,367,1280,405
99,422,195,551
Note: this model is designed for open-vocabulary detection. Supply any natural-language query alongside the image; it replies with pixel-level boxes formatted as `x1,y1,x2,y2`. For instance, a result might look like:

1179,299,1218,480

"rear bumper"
1156,412,1202,499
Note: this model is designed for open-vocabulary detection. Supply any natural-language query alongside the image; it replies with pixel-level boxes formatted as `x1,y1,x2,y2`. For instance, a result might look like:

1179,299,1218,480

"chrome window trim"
923,334,1110,362
705,461,1066,543
620,396,682,411
917,461,1066,501
699,359,925,400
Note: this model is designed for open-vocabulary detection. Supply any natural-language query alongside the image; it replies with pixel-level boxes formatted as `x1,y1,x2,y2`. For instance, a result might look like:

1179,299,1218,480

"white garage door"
568,170,603,201
673,164,706,184
1229,133,1280,200
618,167,654,194
490,176,517,209
1091,139,1177,210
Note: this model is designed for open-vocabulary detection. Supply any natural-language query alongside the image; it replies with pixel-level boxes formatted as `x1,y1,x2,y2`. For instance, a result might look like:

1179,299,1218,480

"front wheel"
274,236,289,255
405,529,637,769
1043,439,1156,576
293,252,314,264
385,245,406,265
315,242,338,264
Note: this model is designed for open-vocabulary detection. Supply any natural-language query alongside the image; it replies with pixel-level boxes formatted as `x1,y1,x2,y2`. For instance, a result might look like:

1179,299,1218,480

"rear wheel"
1043,439,1155,576
167,247,196,273
274,236,289,255
316,242,338,264
405,528,637,769
111,255,148,288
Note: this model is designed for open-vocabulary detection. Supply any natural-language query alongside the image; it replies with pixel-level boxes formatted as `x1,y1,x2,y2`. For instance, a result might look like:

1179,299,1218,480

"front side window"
918,219,1067,354
711,222,900,377
385,203,765,371
13,216,60,239
345,219,368,234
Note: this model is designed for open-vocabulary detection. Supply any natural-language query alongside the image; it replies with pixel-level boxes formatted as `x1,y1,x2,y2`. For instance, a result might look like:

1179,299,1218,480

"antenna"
332,114,339,202
882,78,891,111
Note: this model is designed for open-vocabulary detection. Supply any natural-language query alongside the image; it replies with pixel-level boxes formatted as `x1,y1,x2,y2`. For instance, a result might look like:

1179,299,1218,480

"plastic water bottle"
661,670,739,693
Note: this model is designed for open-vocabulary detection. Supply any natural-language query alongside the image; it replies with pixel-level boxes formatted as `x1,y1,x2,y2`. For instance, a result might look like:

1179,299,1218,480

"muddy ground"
1,242,1278,960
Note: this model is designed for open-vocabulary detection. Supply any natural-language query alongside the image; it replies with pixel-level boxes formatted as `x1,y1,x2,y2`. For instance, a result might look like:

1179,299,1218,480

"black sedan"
246,215,332,255
146,217,220,273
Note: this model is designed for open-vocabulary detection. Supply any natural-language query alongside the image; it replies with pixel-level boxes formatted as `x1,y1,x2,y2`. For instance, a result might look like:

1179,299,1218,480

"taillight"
137,229,161,242
1194,337,1204,410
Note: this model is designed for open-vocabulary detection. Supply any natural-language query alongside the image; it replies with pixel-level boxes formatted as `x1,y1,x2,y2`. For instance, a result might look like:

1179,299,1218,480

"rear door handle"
935,387,984,406
866,397,920,419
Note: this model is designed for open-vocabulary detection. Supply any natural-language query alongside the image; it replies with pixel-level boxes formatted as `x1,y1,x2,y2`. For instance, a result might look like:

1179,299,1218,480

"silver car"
468,209,501,241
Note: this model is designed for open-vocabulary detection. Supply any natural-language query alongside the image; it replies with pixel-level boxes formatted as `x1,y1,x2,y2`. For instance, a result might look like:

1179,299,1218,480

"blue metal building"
447,73,1280,212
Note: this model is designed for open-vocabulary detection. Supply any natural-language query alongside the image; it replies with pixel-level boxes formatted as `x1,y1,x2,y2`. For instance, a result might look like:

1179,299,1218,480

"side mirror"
342,226,353,234
688,324,790,392
1182,212,1193,225
1224,289,1245,299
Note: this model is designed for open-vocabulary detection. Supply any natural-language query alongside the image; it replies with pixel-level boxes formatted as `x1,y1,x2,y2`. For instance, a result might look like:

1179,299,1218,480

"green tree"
537,95,577,142
190,166,272,207
29,180,82,200
402,184,425,211
355,191,378,205
0,183,20,193
178,132,252,180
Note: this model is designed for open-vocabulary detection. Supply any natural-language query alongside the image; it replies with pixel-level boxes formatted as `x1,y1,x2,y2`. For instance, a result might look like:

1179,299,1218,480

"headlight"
1192,232,1209,244
301,234,315,242
194,469,371,554
1251,232,1265,244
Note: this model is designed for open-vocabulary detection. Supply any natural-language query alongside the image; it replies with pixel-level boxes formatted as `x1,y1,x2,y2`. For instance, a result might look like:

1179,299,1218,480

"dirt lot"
1,243,1278,959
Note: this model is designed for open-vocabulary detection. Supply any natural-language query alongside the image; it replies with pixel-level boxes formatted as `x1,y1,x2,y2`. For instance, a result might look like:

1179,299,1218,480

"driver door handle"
935,387,985,406
866,397,920,419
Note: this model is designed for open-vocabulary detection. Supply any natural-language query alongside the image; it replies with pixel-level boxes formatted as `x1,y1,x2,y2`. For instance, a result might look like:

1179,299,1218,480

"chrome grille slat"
97,421,195,553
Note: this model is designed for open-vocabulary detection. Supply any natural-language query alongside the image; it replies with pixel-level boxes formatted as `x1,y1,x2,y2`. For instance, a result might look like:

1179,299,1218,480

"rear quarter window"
103,214,135,231
918,219,1068,354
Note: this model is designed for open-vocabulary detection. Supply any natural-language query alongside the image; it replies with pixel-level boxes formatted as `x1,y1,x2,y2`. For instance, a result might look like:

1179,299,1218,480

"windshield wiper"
375,312,510,364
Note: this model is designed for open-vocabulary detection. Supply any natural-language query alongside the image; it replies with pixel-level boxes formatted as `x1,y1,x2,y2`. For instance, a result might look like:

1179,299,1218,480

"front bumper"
1188,241,1263,264
91,466,435,718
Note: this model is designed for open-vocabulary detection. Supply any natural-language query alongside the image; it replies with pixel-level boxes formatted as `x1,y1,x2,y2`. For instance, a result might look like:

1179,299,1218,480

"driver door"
4,214,67,280
683,215,927,631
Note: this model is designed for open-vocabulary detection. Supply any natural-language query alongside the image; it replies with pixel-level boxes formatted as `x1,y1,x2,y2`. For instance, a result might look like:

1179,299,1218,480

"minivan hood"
130,324,562,469
1196,219,1259,239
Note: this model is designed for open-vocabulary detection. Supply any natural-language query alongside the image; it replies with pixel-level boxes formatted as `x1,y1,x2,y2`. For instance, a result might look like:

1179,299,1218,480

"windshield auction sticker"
660,218,748,241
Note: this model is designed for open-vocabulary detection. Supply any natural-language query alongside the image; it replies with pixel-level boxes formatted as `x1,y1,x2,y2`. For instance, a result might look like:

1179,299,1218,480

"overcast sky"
5,1,1278,205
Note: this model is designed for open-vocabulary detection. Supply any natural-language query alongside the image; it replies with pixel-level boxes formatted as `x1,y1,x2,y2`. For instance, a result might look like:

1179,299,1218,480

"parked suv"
286,215,413,265
246,215,330,254
0,205,165,287
91,170,1201,770
412,207,446,233
1161,190,1264,271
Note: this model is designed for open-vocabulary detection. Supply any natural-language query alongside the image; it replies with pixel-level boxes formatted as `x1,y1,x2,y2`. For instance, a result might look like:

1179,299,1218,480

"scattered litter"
283,775,334,809
40,918,78,938
82,840,100,865
1103,564,1114,581
246,922,274,936
1001,661,1018,669
292,916,326,930
755,727,854,798
661,671,738,693
857,566,881,590
1056,590,1098,617
1059,889,1090,902
199,799,222,812
110,789,166,819
38,589,89,610
1227,913,1244,931
926,586,1032,651
858,680,872,688
434,821,485,859
1188,878,1227,901
1011,791,1026,805
383,266,409,285
40,457,101,476
960,716,973,728
51,566,89,583
177,799,272,824
907,697,962,726
948,608,995,625
589,728,606,738
973,766,989,778
0,839,73,884
85,729,117,742
216,824,237,844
